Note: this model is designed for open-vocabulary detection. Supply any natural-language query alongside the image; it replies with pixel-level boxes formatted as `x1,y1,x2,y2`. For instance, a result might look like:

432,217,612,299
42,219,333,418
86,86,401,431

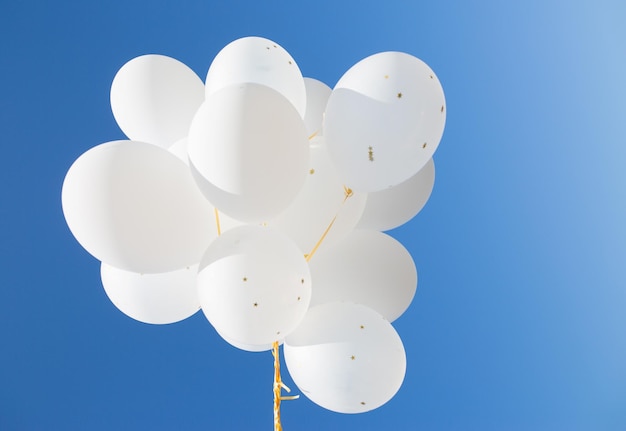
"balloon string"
273,341,298,431
214,208,221,236
305,186,353,263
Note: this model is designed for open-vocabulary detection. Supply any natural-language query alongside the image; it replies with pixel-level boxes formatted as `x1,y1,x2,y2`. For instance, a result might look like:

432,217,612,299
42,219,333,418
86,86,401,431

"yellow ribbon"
305,186,353,263
273,341,298,431
214,207,221,236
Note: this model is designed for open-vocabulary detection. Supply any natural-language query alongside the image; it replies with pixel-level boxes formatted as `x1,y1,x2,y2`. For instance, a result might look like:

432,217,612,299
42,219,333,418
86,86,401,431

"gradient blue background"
1,1,625,430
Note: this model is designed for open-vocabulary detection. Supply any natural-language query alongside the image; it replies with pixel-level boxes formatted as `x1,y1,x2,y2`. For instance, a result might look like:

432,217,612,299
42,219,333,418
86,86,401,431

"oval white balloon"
110,54,205,148
308,230,417,322
100,263,200,324
62,140,215,273
303,78,332,136
284,302,406,414
267,137,366,255
324,51,445,192
197,226,312,346
205,36,306,117
188,83,310,222
357,158,435,231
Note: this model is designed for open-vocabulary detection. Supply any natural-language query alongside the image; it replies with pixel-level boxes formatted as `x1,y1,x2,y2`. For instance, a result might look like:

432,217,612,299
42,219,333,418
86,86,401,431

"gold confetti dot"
430,74,433,79
361,402,366,406
301,278,305,284
309,168,315,175
384,75,389,79
360,325,365,329
397,92,402,98
276,331,281,335
297,296,301,301
422,142,427,149
243,277,248,282
351,355,356,360
288,60,292,65
368,146,374,162
441,105,445,113
253,302,258,307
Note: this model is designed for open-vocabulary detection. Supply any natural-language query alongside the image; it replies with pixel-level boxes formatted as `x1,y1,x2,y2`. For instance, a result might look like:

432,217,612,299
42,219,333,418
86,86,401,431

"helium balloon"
197,226,312,346
324,51,445,192
100,263,200,324
188,83,310,222
303,78,332,136
267,137,366,254
110,54,204,148
357,158,435,231
284,302,406,414
308,230,417,322
61,140,215,273
205,36,306,117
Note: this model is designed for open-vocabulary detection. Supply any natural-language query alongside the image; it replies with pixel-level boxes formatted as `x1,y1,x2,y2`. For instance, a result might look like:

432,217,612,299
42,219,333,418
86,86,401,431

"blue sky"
2,1,626,430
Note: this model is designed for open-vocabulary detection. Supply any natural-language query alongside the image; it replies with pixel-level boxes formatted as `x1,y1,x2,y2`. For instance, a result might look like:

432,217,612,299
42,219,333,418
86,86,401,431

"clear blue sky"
1,1,626,430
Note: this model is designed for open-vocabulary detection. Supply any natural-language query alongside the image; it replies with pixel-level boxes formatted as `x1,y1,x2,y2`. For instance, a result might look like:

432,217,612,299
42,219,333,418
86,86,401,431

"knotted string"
273,341,298,431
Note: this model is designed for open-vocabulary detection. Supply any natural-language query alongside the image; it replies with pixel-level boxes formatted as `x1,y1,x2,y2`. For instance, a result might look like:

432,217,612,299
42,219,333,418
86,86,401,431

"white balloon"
303,78,332,136
205,36,306,117
308,230,417,322
188,83,310,222
110,55,205,148
357,158,435,231
100,263,200,324
197,226,312,346
284,302,406,414
62,140,215,273
267,137,366,255
324,51,445,192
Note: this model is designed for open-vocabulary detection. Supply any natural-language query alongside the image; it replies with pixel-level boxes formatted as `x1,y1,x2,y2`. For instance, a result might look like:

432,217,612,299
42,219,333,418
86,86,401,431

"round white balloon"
357,158,435,231
110,54,205,148
267,137,366,255
308,230,417,322
303,78,332,136
100,263,200,324
197,226,312,346
188,83,310,222
205,36,306,117
324,51,445,192
284,302,406,414
62,140,215,273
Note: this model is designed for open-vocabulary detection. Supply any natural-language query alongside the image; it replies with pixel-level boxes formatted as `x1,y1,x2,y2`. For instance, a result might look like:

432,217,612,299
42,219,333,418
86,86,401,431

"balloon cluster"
62,36,445,414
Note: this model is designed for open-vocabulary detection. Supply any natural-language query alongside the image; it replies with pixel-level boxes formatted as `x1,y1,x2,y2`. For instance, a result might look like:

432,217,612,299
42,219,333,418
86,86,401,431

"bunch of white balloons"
62,36,445,414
